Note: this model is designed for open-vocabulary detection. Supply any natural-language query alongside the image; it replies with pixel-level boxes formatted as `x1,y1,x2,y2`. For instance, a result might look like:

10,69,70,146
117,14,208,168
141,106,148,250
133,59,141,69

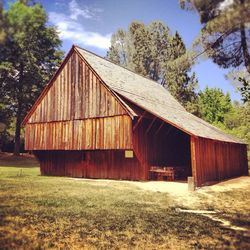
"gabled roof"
75,46,245,144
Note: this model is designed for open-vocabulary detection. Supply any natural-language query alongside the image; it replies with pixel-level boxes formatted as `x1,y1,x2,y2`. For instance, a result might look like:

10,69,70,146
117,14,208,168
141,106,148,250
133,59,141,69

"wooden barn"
22,45,248,187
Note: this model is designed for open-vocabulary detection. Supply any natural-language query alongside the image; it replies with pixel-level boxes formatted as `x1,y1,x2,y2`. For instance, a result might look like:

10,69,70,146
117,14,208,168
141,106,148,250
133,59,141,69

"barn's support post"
190,136,198,189
243,144,249,176
188,177,195,191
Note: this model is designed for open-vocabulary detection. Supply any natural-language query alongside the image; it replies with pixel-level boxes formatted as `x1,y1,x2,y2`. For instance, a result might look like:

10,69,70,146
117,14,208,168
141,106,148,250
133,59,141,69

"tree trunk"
14,63,24,156
240,0,250,73
240,24,250,73
13,105,22,156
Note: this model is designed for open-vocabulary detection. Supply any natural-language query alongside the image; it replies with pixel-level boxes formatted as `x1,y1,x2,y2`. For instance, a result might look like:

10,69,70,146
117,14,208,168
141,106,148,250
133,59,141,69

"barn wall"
34,150,147,181
28,51,126,124
25,115,132,150
191,137,248,187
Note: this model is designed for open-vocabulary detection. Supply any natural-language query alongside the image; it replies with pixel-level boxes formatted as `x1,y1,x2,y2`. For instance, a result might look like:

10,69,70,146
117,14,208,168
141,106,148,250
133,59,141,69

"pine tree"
127,21,150,76
164,32,198,109
181,0,250,73
146,21,170,81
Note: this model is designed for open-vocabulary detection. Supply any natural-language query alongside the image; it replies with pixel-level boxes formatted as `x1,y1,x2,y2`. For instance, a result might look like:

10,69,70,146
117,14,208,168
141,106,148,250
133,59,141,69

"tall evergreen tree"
0,1,63,155
164,32,198,108
144,21,170,81
107,21,198,112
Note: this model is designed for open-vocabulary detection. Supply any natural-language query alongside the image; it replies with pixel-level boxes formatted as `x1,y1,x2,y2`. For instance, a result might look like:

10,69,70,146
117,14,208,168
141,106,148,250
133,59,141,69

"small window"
125,150,133,158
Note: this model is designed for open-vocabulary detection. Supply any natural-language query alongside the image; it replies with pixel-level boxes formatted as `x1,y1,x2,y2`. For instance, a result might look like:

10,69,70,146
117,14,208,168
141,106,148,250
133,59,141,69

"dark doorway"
145,118,192,181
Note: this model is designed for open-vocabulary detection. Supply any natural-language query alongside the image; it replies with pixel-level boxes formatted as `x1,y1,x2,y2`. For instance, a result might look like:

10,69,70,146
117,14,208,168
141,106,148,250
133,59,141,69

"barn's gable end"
27,50,128,124
24,48,134,150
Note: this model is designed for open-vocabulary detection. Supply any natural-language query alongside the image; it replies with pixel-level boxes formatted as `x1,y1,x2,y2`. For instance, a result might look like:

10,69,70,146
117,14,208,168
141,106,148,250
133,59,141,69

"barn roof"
75,46,245,144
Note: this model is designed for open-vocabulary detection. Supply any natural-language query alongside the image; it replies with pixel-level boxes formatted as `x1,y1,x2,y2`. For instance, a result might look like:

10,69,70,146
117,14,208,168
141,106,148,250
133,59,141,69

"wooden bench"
149,166,186,181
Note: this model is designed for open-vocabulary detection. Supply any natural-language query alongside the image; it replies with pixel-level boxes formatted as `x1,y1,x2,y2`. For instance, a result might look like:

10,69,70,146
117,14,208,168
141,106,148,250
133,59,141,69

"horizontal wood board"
25,115,132,150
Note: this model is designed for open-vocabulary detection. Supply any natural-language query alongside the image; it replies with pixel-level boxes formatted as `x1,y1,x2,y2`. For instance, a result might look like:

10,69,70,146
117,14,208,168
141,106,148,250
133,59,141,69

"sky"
6,0,242,101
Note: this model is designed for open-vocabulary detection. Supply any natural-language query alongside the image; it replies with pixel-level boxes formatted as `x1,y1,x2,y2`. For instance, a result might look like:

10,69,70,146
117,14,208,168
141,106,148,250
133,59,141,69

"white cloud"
69,0,102,20
49,1,111,50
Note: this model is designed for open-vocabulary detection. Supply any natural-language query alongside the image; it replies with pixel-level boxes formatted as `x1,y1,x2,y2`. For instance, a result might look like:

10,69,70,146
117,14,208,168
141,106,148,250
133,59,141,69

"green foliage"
198,86,249,160
198,87,232,124
238,77,250,103
108,21,170,81
181,0,250,73
223,102,250,145
0,1,63,154
107,21,199,112
164,32,199,110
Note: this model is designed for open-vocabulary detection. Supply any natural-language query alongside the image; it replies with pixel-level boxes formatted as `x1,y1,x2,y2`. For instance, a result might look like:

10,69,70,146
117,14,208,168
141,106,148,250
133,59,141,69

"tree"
164,32,199,109
0,1,63,155
107,21,170,81
224,102,250,142
107,29,127,66
238,77,250,103
107,21,199,112
225,66,250,103
198,86,232,124
180,0,250,73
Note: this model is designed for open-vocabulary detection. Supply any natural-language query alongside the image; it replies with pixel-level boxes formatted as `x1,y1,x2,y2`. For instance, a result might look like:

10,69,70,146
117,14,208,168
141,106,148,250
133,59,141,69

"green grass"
0,155,250,249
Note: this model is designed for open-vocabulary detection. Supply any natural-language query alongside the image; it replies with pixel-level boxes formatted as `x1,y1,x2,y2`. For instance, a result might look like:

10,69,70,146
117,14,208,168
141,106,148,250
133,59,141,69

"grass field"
0,154,249,249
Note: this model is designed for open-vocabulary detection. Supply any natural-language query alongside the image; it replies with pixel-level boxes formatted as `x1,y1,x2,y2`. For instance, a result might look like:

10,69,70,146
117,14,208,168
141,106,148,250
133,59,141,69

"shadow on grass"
0,153,39,168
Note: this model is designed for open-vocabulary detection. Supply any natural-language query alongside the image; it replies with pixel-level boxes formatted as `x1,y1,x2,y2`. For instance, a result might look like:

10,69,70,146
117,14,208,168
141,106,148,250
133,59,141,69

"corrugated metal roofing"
76,46,245,144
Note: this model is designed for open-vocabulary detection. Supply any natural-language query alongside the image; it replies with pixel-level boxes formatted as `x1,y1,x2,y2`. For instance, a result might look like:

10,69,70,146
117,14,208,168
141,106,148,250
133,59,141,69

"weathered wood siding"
191,137,248,187
28,51,126,124
25,115,132,150
24,50,132,151
34,150,146,180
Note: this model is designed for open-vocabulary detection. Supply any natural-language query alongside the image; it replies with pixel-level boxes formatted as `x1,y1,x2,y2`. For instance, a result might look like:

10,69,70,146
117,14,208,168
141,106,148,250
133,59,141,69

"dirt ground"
130,177,250,232
131,176,250,197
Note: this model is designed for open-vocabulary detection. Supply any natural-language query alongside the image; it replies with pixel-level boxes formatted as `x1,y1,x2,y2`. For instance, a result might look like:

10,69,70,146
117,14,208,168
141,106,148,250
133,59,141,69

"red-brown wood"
34,150,146,181
25,115,132,150
191,136,248,187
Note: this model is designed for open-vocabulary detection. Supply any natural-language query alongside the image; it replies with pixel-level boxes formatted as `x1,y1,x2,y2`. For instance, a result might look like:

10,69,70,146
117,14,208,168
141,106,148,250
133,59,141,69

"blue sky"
7,0,242,101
